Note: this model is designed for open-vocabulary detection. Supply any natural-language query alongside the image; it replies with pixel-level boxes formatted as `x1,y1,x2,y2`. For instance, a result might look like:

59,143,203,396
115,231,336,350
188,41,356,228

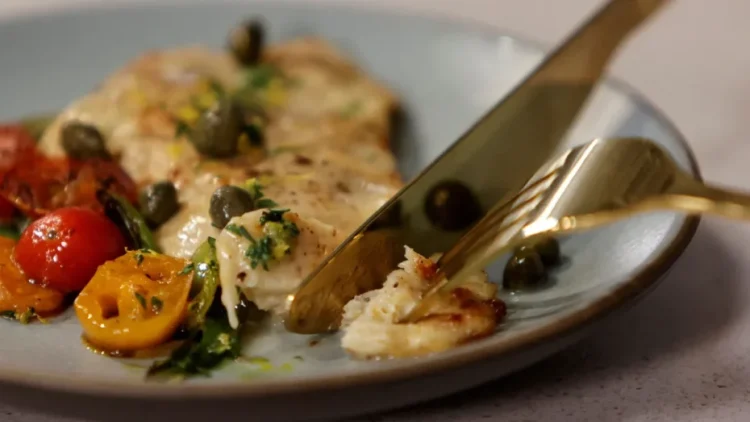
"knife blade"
285,0,670,334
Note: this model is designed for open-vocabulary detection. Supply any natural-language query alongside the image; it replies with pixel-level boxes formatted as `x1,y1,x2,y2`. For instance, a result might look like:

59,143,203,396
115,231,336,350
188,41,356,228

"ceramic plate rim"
0,0,701,399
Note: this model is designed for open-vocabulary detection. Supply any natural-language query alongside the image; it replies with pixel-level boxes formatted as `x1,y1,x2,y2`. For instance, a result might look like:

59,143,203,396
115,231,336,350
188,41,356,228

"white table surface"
1,0,749,421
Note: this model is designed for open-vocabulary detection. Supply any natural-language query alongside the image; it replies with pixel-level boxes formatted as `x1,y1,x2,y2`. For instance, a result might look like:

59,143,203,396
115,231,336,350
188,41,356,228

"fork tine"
437,166,560,277
459,191,547,260
463,167,560,237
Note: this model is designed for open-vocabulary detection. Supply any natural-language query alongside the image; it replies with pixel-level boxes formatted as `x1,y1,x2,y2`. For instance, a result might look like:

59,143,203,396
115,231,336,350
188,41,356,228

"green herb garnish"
2,308,39,324
243,179,278,209
17,308,37,324
151,296,163,313
255,198,278,209
259,209,288,225
225,224,254,242
246,236,274,270
134,292,147,309
147,317,241,379
0,226,19,241
225,209,301,271
260,209,300,239
0,216,32,241
179,263,195,276
0,310,16,319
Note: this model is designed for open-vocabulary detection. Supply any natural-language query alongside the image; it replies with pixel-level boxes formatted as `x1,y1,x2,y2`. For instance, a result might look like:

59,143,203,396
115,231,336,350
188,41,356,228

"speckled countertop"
1,0,749,421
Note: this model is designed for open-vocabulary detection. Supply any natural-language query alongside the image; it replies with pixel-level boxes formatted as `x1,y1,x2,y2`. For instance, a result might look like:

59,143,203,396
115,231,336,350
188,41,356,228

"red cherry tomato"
1,157,138,218
0,124,137,219
14,207,127,292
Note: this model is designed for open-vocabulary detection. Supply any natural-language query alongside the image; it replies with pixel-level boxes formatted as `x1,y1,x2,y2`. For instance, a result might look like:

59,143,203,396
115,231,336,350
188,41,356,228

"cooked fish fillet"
215,209,345,328
38,38,399,260
340,247,504,359
38,47,242,184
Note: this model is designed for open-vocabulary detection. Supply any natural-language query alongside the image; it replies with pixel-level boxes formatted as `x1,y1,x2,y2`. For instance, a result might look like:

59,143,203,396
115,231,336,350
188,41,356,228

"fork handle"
668,175,750,221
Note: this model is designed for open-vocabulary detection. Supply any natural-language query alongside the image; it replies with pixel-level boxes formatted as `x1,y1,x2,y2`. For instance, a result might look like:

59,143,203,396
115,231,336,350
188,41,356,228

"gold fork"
402,137,750,322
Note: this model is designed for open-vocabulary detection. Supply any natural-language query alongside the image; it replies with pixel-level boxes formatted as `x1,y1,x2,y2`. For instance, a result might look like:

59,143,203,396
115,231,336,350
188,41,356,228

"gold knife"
284,0,671,334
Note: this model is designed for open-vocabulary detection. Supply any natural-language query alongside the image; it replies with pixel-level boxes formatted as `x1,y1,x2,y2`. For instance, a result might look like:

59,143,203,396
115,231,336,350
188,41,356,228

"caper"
190,98,245,158
533,236,561,267
60,121,110,160
502,246,546,291
228,20,265,66
424,180,483,231
139,181,180,228
209,185,254,229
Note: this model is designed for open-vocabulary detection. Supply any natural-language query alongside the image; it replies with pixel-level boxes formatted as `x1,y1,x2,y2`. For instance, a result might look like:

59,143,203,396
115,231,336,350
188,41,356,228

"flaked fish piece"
340,247,505,359
215,209,345,327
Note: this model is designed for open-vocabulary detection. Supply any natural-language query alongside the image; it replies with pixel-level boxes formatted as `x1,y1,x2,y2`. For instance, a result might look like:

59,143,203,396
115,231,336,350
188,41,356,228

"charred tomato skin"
14,207,127,292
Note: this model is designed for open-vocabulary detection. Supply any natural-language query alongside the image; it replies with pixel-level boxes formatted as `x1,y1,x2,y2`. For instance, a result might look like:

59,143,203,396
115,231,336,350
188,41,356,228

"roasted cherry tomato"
0,237,64,320
14,207,127,292
74,251,192,351
0,123,137,218
0,157,137,218
0,125,36,174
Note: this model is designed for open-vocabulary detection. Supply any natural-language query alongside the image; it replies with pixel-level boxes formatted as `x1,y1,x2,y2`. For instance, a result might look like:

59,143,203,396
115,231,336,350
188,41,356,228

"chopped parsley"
225,209,299,271
225,224,253,241
256,198,277,209
146,239,249,382
2,308,39,324
151,296,163,313
243,178,278,209
258,208,288,225
246,236,274,270
133,248,152,266
179,263,195,276
260,209,300,238
146,309,242,379
134,292,147,309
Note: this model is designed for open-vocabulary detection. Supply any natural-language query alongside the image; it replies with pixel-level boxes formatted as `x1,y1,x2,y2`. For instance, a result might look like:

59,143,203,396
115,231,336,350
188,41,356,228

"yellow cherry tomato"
0,237,65,320
74,250,192,352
